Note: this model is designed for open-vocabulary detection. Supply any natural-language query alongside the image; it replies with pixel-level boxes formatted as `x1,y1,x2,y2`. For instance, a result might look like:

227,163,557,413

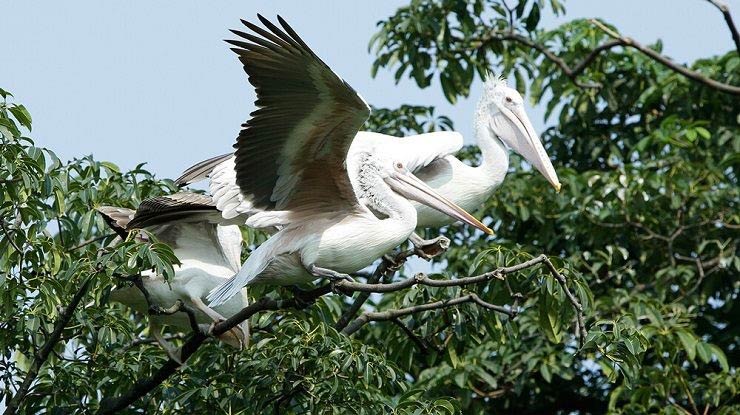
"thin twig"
334,249,414,331
705,0,740,54
124,334,187,351
0,219,23,255
390,318,437,354
66,234,114,253
3,274,95,415
473,31,610,88
342,293,509,336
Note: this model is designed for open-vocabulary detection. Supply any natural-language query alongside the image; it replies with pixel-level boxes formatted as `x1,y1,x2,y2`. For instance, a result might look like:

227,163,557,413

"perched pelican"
205,15,491,306
97,192,249,360
178,77,559,253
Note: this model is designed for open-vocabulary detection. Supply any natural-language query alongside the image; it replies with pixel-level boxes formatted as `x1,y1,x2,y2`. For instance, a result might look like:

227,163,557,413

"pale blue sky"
1,0,734,179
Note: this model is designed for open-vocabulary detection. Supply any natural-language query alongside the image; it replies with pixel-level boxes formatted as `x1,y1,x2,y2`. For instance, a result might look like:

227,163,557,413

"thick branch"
333,255,545,293
706,0,740,54
477,22,740,95
97,285,330,414
3,274,94,415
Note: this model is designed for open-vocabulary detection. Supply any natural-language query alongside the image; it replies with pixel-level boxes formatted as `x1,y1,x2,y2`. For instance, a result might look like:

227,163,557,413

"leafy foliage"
371,0,739,413
364,105,453,136
2,0,739,414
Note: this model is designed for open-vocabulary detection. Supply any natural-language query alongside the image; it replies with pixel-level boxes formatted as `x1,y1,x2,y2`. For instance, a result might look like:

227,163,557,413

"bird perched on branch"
202,15,492,306
178,79,559,258
97,192,249,361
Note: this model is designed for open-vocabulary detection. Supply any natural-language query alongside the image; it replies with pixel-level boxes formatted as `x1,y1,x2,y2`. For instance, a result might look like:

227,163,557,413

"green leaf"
8,104,32,131
539,364,552,383
707,344,729,372
675,329,697,361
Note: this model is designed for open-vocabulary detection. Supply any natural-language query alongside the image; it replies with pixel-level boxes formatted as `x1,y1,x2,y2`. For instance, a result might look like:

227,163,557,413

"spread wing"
229,15,370,216
350,131,464,173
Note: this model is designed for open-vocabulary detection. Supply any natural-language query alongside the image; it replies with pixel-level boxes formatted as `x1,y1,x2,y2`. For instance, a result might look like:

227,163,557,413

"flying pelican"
97,192,249,361
205,15,492,306
177,77,559,255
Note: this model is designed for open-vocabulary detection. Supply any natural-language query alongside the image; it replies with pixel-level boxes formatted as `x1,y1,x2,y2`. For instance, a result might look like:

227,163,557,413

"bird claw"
327,273,354,283
205,319,247,350
413,235,450,260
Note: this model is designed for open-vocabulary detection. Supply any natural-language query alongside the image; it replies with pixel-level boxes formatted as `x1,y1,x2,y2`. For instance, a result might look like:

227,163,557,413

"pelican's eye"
505,96,513,103
395,162,404,169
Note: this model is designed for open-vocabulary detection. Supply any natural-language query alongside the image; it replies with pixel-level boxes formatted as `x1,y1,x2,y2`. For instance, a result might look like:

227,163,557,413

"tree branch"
98,254,585,412
334,249,414,331
390,318,439,354
334,254,586,346
341,293,511,336
476,20,740,95
3,274,95,415
476,31,612,88
96,285,330,414
124,334,186,350
0,219,23,255
66,234,114,253
589,19,740,95
127,275,200,334
705,0,740,54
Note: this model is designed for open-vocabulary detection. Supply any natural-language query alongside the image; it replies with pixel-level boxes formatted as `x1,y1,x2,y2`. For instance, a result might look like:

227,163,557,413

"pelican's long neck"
474,111,509,191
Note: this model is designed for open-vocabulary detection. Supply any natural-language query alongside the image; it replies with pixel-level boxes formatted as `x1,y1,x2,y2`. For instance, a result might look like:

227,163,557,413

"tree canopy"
2,1,738,414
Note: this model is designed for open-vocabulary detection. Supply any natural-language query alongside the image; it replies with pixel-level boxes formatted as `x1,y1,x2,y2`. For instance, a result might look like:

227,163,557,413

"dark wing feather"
174,153,233,186
127,192,218,229
96,206,135,238
230,15,370,214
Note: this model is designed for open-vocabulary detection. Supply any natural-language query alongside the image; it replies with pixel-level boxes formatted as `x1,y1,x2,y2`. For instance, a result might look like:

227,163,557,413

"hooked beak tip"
484,227,494,235
554,182,562,193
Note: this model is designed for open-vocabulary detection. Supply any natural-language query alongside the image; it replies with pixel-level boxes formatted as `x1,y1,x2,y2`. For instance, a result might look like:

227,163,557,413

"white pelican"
205,15,491,306
97,192,249,360
177,77,559,254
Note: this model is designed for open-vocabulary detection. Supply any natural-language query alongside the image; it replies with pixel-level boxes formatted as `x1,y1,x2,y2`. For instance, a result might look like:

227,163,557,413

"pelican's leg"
150,321,183,365
188,296,247,349
409,232,450,260
308,264,355,283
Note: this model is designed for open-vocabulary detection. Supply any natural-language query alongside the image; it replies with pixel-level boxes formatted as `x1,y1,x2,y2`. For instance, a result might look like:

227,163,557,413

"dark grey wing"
229,15,370,215
96,206,135,238
174,153,233,186
127,192,218,229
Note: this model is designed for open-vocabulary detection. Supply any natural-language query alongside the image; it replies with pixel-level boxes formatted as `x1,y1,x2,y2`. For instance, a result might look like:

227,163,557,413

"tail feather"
207,248,272,307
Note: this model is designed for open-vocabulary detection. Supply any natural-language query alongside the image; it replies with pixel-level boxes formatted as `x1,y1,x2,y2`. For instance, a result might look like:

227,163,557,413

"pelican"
97,192,249,360
178,77,559,254
204,15,491,306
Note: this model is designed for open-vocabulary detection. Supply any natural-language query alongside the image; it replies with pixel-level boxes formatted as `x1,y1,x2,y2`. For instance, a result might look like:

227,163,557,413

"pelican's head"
349,151,493,235
478,76,561,192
